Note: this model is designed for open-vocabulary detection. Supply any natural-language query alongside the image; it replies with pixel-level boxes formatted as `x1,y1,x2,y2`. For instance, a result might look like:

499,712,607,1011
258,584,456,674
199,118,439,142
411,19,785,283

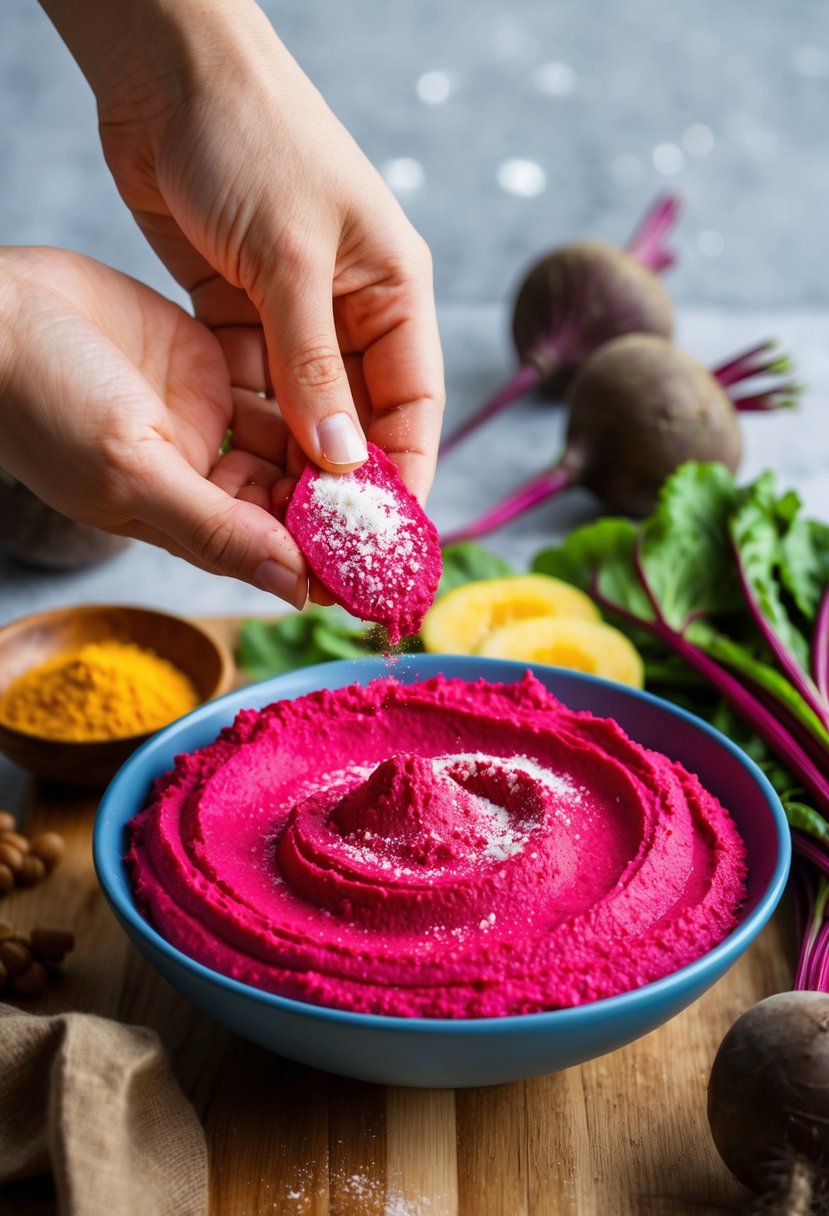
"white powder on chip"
308,472,419,604
311,474,402,540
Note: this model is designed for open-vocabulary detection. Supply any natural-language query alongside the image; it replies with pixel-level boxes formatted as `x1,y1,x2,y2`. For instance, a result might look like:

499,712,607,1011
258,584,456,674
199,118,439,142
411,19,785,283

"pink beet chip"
286,443,443,645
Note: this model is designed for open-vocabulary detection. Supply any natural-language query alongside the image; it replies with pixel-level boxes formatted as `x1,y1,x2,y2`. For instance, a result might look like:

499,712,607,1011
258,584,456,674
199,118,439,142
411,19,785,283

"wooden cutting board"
1,618,792,1216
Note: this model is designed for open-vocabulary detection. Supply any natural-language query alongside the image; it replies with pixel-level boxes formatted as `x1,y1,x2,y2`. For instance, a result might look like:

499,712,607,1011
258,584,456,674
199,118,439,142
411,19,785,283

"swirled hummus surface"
126,674,748,1018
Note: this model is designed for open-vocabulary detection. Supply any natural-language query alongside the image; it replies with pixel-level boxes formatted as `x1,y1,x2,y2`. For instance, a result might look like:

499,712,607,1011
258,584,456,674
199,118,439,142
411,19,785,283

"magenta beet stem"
812,586,829,702
651,623,829,818
440,362,542,458
792,868,816,991
712,340,777,387
441,463,575,546
711,339,799,413
728,387,800,412
625,193,682,273
794,831,829,880
731,535,829,734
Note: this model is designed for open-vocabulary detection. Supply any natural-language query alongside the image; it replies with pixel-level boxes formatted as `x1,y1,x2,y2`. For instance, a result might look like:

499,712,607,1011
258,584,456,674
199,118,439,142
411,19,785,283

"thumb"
133,454,308,608
259,268,369,473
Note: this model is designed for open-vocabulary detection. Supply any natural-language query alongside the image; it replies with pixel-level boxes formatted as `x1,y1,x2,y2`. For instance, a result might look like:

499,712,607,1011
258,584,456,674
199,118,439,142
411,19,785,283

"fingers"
131,447,308,609
229,388,290,464
309,579,336,607
257,262,369,476
359,268,445,504
209,446,284,514
213,327,273,394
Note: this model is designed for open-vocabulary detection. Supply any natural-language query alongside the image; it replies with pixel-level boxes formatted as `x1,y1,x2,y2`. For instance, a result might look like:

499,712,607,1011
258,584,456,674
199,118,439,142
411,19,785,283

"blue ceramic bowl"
94,655,790,1088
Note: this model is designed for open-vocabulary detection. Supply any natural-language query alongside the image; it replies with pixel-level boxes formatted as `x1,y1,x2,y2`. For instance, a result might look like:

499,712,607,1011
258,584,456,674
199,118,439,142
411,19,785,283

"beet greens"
534,461,829,1206
532,461,829,820
439,195,681,457
441,336,797,546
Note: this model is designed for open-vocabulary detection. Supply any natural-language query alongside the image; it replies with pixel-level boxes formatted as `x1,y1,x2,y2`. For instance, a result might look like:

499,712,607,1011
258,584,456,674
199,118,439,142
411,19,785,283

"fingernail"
317,413,368,466
255,560,307,609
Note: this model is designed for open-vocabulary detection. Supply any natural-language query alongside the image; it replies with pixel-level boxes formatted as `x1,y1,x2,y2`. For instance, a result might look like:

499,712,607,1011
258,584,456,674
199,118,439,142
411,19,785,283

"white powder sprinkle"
433,751,580,800
308,472,417,605
476,796,527,860
311,474,401,539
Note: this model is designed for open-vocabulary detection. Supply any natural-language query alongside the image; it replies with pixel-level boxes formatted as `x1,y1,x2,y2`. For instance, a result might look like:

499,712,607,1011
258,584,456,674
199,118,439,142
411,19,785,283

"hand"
40,0,445,503
0,247,308,607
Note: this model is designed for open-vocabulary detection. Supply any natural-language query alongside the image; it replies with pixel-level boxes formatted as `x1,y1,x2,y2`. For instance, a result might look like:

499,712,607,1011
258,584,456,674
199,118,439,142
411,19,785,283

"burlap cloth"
0,1003,207,1216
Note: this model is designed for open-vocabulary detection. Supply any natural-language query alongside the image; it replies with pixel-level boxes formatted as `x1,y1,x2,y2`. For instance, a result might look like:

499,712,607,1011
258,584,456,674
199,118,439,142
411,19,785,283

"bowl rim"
94,654,792,1033
0,601,235,746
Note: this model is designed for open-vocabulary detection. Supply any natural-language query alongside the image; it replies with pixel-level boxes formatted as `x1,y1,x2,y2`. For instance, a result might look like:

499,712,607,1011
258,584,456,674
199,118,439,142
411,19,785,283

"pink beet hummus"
126,674,748,1018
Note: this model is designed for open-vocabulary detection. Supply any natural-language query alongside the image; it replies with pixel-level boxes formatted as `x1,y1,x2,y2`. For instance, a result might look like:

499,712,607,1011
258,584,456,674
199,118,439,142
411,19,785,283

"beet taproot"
563,333,742,517
440,195,680,456
708,991,829,1208
442,334,742,544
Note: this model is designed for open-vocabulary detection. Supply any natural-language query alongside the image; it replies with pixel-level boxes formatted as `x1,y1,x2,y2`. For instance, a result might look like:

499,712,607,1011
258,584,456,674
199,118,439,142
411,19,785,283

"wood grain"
0,617,792,1216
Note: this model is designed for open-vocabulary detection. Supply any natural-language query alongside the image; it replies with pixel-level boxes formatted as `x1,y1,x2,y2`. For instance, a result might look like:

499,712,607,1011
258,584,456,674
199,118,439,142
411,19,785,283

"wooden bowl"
0,604,235,787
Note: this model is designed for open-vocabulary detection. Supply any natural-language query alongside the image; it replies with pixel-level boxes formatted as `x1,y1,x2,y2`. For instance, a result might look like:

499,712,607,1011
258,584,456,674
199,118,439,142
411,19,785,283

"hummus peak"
331,752,482,862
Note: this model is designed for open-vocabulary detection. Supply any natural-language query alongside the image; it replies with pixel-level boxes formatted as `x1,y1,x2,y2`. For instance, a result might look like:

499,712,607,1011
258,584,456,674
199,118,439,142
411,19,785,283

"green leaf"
530,462,829,828
533,517,652,621
781,515,829,623
237,545,510,679
729,470,811,670
641,652,710,689
437,542,515,597
237,615,312,672
785,800,829,843
236,607,374,678
639,462,743,630
310,620,373,661
696,625,829,747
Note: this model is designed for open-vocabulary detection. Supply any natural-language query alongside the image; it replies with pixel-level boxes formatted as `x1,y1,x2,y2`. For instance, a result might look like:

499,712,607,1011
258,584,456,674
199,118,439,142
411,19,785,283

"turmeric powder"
0,640,199,742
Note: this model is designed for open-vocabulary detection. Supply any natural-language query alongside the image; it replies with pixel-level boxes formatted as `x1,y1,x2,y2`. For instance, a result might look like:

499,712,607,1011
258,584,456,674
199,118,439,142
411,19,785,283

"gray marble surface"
2,0,828,306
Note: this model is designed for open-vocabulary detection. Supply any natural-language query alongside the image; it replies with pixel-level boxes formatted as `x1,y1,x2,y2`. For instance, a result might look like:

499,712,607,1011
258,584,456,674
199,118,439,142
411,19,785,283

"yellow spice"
0,640,199,742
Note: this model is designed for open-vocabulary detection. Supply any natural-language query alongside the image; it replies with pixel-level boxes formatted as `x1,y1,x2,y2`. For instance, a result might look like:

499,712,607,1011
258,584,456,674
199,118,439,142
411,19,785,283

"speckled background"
2,0,827,305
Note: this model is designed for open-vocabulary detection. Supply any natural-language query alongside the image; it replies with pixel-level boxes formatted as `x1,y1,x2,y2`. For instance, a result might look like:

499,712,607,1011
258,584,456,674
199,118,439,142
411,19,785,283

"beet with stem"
708,991,829,1212
440,195,680,457
441,333,798,546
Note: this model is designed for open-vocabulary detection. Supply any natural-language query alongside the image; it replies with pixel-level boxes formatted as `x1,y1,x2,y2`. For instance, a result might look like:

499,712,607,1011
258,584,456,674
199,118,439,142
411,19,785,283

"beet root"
708,991,829,1201
441,333,742,545
439,196,679,457
565,333,741,517
511,241,674,398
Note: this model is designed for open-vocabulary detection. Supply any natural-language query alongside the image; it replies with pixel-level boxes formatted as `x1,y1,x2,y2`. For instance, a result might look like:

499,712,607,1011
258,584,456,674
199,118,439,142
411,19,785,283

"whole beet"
512,241,674,398
441,333,742,545
440,195,681,456
708,991,829,1201
564,333,741,517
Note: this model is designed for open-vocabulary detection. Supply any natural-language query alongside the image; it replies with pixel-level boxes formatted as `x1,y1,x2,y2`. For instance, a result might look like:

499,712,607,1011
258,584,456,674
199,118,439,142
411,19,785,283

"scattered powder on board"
282,1162,439,1214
